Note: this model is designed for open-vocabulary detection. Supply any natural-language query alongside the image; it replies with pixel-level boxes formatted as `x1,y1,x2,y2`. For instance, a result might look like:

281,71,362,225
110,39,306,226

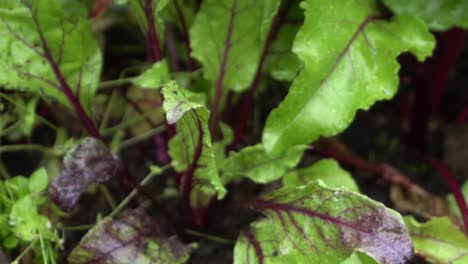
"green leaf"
0,214,10,238
133,59,170,89
404,216,468,264
382,0,468,31
234,181,412,264
283,159,359,192
262,0,435,154
161,0,196,38
263,1,303,81
162,81,226,206
13,96,38,137
29,167,48,193
3,235,18,249
9,196,54,241
68,208,192,264
6,176,30,199
190,0,281,92
446,181,468,223
222,144,305,184
0,0,102,110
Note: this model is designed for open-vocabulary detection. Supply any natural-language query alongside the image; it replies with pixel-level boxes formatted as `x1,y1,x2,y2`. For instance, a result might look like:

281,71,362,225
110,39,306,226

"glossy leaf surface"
263,0,435,154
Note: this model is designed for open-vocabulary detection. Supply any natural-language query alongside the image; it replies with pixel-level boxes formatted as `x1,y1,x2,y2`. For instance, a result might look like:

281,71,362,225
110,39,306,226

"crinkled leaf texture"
263,0,435,154
234,181,413,264
162,81,226,207
0,0,102,109
68,208,192,264
190,0,281,92
404,216,468,264
283,159,359,192
221,144,305,184
382,0,468,31
49,138,123,211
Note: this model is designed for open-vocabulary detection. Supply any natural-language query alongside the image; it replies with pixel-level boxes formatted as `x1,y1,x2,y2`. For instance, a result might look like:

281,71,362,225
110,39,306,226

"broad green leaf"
222,144,305,184
283,159,359,192
446,181,468,222
234,181,412,264
404,216,468,264
0,0,102,110
263,0,435,154
133,59,170,89
162,81,226,206
68,208,192,264
29,167,48,193
382,0,468,31
190,0,281,92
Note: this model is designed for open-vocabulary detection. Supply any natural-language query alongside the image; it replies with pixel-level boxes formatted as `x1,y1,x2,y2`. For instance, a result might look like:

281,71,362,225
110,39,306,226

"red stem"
209,0,238,135
407,29,466,151
165,23,181,72
319,143,468,234
232,2,290,147
145,0,163,62
427,158,468,235
182,116,204,225
243,230,264,264
317,146,420,194
173,0,195,71
35,17,101,139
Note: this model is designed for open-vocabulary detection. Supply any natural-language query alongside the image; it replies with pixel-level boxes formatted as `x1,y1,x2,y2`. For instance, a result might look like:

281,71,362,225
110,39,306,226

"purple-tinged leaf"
234,181,413,264
49,138,123,211
162,82,226,210
68,208,192,264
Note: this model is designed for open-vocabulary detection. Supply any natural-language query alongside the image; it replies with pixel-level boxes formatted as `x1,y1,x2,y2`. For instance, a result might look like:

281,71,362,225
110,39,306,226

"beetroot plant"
0,0,467,263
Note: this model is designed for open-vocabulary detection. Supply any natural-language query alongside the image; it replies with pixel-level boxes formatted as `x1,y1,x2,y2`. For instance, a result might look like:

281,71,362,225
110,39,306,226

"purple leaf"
234,181,413,264
68,208,192,264
49,138,123,211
